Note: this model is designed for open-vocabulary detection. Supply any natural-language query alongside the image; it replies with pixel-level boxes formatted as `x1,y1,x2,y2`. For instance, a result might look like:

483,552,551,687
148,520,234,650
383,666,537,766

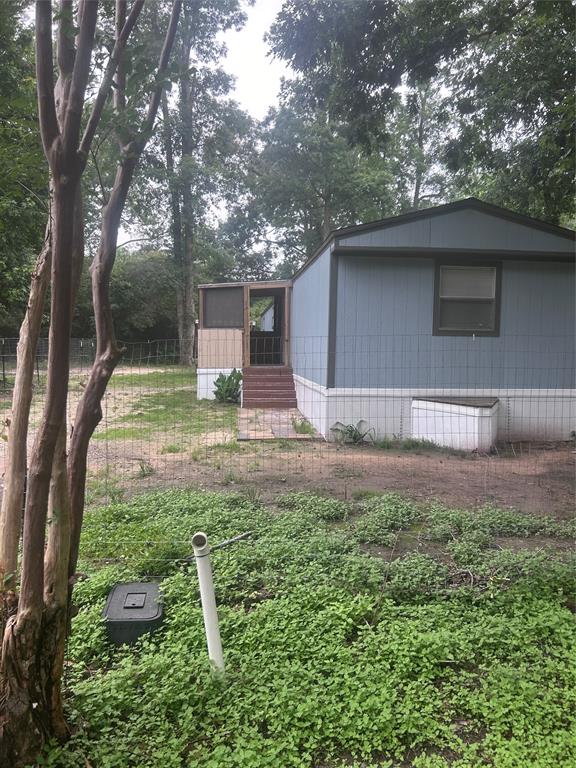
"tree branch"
79,0,145,159
61,0,99,163
57,1,75,78
35,1,59,159
140,1,183,141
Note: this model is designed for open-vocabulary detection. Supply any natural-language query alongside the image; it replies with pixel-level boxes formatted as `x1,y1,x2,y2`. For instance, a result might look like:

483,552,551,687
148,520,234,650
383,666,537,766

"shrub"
330,419,374,444
213,368,242,403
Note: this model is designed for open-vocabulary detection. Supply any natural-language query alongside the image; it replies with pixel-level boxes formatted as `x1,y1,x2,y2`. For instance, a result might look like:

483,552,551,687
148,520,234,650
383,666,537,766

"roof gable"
335,198,575,253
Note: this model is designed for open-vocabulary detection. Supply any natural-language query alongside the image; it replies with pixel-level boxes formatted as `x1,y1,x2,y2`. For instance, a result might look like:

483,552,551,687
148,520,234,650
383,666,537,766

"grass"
109,368,196,389
161,443,185,454
41,489,575,768
95,378,238,442
374,436,468,456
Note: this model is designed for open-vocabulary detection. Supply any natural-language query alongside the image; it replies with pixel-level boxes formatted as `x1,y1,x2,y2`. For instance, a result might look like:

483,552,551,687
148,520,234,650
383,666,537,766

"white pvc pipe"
192,531,225,673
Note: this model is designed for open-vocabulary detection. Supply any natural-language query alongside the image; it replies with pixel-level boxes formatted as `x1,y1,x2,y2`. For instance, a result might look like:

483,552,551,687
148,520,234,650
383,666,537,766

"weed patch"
41,489,576,768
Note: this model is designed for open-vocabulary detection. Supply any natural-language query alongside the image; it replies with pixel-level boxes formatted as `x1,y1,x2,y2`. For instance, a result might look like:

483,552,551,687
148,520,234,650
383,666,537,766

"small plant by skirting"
213,368,242,403
331,419,375,444
292,417,315,435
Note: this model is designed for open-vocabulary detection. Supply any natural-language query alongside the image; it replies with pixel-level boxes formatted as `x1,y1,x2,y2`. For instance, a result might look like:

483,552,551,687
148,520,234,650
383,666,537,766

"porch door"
249,288,287,366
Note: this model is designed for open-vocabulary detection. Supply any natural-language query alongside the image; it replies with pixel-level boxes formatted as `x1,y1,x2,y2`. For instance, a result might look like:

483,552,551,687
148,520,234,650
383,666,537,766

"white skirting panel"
412,399,499,451
293,375,576,444
197,368,236,400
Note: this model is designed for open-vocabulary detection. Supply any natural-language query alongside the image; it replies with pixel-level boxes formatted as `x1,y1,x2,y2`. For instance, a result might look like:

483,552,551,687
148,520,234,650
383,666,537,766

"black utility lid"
103,582,163,645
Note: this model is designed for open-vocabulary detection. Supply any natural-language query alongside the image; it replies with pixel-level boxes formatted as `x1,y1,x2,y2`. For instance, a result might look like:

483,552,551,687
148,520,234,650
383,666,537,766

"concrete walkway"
238,408,320,441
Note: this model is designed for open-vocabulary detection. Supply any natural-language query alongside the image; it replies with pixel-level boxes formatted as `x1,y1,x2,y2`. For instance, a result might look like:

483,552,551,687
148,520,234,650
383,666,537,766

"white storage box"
411,397,499,452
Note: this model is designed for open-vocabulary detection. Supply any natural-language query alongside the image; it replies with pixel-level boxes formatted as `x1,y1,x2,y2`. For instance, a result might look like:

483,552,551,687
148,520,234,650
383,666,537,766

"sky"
119,0,290,246
221,0,290,120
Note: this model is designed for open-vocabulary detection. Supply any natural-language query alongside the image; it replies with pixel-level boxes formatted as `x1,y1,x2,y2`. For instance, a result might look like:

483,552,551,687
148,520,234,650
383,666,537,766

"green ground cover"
39,490,575,768
93,368,238,442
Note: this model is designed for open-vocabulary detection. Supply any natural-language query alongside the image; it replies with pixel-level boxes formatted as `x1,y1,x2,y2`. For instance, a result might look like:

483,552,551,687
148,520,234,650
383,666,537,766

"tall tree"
67,0,182,650
269,0,575,224
442,0,575,223
249,85,396,272
0,2,183,763
156,0,251,363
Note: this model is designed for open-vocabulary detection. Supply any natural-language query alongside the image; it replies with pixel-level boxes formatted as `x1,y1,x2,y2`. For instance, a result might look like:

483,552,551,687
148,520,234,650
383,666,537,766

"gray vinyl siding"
334,256,575,389
337,208,574,253
291,246,331,386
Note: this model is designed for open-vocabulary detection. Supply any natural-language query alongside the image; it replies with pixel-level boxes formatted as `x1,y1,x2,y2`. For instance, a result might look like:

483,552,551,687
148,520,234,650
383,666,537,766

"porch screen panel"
203,287,244,328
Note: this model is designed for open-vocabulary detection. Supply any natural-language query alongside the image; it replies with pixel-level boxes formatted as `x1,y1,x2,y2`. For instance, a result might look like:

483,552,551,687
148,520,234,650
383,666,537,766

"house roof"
293,198,576,280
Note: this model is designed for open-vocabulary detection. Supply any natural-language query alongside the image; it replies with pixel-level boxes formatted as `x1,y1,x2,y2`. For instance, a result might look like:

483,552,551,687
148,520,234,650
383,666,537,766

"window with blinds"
434,264,501,336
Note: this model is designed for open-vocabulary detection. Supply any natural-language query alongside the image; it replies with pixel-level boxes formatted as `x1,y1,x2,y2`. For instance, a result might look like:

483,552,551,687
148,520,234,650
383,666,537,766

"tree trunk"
412,85,428,209
176,6,197,366
0,228,51,594
0,1,146,761
68,0,183,583
161,91,189,364
0,172,78,767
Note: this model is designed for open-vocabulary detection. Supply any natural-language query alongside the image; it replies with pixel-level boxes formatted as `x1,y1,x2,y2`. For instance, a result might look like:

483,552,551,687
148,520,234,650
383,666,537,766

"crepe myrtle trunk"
0,171,78,766
68,0,182,586
0,1,146,763
0,226,51,597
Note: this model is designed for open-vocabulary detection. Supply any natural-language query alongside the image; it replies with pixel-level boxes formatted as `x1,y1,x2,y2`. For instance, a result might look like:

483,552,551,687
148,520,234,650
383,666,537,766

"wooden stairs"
242,366,297,409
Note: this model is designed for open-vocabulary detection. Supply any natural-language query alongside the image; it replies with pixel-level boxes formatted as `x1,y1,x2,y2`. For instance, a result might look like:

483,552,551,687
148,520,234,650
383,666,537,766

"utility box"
411,397,499,452
103,582,163,646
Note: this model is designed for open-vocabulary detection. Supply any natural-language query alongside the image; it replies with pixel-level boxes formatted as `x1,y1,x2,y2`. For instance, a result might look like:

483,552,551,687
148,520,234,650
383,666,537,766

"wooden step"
243,366,293,377
242,399,298,409
242,365,297,409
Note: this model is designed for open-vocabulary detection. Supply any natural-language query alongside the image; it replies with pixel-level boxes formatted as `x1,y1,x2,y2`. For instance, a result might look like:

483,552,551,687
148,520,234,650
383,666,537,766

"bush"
330,419,374,444
213,368,242,403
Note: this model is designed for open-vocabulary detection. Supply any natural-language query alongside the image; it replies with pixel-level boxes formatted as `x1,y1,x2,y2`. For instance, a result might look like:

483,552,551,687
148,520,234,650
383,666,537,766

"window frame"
202,286,245,329
433,260,502,337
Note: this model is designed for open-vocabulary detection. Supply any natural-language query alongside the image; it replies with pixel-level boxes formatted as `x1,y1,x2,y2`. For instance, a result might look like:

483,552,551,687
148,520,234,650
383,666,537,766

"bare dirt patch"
95,438,575,519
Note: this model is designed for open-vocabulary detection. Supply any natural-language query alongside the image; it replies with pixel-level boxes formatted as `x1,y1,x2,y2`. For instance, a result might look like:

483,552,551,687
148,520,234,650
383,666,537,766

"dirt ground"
92,437,575,519
1,366,574,519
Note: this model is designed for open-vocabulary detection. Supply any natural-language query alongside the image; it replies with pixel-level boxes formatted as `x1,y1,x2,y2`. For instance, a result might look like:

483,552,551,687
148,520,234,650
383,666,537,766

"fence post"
1,338,5,388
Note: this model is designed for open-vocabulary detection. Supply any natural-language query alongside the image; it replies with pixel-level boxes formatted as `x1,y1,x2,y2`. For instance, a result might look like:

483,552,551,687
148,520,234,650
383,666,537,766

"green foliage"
213,368,242,404
375,436,466,456
291,417,315,435
278,491,350,521
354,493,421,545
0,2,47,334
331,419,375,445
269,0,575,225
386,553,449,600
43,488,576,767
254,94,396,268
161,443,184,454
72,249,178,340
424,503,574,542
